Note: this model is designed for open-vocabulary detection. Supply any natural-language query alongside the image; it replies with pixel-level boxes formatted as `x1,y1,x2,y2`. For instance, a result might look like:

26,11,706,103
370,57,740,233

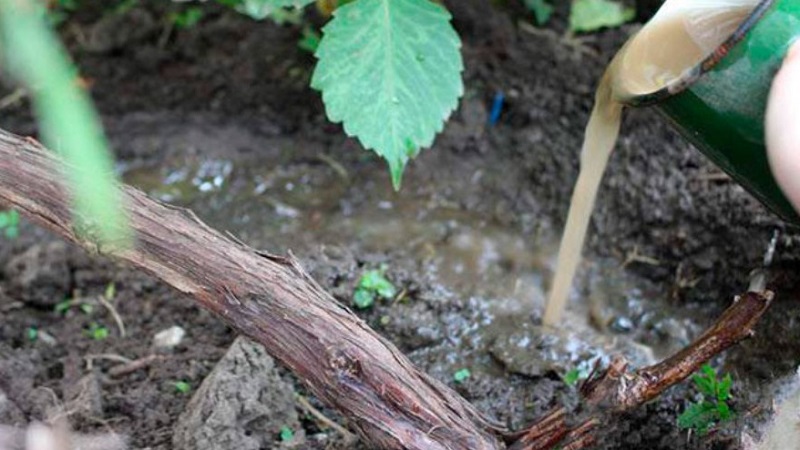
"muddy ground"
0,1,799,449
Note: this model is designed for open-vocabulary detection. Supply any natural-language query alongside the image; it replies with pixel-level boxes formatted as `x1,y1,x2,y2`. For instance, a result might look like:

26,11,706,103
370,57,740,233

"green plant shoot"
174,380,191,393
0,0,130,248
169,7,204,29
353,267,396,309
453,368,471,384
0,210,20,239
677,364,734,435
85,322,109,340
524,0,554,25
279,425,294,442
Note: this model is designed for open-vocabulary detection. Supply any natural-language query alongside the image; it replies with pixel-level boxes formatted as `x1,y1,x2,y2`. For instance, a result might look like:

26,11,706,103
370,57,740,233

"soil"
0,1,799,449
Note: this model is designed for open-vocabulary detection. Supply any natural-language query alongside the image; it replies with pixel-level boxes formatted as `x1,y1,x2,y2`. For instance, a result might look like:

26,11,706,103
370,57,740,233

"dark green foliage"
677,364,734,435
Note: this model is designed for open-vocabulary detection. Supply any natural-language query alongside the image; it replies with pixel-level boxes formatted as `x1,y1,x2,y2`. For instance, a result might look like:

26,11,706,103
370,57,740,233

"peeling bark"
0,130,504,450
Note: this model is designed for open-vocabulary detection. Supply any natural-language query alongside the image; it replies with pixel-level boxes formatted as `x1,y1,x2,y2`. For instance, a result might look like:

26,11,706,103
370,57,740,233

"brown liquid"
544,0,758,327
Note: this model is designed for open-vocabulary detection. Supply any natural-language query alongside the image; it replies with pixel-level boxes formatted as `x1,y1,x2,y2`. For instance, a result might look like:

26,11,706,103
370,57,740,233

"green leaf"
677,402,717,432
311,0,464,189
692,371,715,397
358,269,396,300
4,227,18,240
569,0,634,33
524,0,553,26
353,288,375,309
563,368,581,386
104,282,116,300
174,380,191,394
170,7,204,29
453,368,471,383
279,425,295,442
716,401,732,421
235,0,315,20
0,0,130,248
718,374,733,401
26,327,38,341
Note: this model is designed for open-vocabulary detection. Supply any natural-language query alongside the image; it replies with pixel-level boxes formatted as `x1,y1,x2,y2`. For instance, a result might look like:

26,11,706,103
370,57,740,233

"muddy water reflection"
123,149,703,379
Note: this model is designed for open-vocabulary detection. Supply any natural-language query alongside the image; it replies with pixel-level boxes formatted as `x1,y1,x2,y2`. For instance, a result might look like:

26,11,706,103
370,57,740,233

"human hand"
766,41,800,214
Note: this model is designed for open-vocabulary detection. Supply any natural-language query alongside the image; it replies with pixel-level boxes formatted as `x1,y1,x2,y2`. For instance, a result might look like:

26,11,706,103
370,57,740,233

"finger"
766,40,800,213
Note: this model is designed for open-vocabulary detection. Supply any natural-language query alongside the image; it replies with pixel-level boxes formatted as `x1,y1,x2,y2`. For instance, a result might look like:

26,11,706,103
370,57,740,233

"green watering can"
622,0,800,225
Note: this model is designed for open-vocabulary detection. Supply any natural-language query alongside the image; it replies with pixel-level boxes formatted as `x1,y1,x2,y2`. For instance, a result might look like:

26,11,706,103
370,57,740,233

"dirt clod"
4,243,70,308
172,337,302,450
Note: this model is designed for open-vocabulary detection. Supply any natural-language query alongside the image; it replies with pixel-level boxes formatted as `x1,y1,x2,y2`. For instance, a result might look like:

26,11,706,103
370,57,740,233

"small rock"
152,326,186,350
4,242,70,307
173,337,302,450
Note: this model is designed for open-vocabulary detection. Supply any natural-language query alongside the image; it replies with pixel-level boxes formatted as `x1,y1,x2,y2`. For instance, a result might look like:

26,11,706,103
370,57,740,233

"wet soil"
0,1,799,449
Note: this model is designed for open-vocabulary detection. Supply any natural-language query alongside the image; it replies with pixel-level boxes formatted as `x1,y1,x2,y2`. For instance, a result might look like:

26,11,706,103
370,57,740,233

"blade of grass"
0,0,130,247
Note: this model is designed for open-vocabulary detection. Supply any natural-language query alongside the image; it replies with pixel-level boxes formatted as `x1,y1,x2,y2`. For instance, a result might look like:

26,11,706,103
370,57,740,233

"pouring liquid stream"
543,0,760,326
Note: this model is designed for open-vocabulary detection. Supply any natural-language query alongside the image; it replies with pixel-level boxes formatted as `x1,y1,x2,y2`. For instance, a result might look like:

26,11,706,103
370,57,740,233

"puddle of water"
122,145,706,380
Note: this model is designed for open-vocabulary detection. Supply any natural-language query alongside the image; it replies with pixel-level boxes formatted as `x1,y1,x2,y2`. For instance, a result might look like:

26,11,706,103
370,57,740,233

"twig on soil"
97,294,126,338
295,394,358,445
107,354,165,378
84,353,134,370
510,289,774,450
621,245,661,268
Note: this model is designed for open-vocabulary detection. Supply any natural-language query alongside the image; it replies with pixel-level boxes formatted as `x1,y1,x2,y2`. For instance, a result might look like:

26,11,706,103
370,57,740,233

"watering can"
619,0,800,225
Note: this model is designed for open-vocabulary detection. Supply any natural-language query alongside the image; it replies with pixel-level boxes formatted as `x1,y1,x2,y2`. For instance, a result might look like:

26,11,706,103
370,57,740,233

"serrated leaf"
569,0,634,33
693,372,715,397
717,401,732,421
718,374,733,401
677,402,716,431
236,0,315,20
311,0,464,189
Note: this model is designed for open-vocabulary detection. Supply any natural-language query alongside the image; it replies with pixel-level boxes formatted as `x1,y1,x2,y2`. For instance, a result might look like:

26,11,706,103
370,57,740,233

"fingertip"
766,40,800,214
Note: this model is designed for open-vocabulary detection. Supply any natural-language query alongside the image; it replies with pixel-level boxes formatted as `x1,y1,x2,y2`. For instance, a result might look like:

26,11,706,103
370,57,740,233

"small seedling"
563,368,581,386
677,364,734,435
0,210,20,239
85,322,109,340
56,298,95,315
453,368,471,384
169,7,204,29
524,0,553,26
55,299,73,315
26,327,38,341
352,266,396,309
104,282,116,300
279,425,294,442
174,380,191,394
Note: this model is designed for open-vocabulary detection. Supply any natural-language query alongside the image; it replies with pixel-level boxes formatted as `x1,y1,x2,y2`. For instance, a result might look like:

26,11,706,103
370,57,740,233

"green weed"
279,425,294,442
453,368,471,384
353,266,396,309
677,364,734,435
0,210,20,239
85,322,109,340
